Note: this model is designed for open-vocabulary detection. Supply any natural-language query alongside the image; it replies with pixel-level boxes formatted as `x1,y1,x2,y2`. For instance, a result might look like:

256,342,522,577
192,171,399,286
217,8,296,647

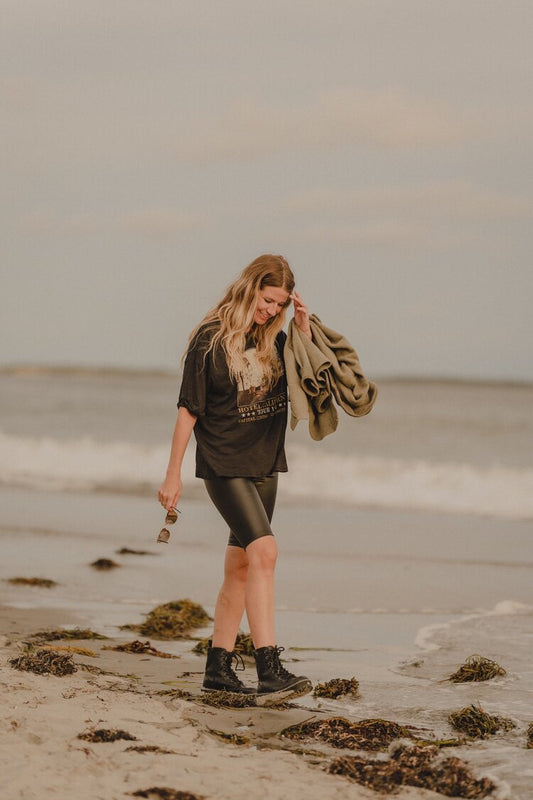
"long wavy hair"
190,254,295,386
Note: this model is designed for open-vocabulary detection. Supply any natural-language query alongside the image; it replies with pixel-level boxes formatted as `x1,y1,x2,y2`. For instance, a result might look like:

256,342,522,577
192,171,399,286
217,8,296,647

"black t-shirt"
178,324,288,479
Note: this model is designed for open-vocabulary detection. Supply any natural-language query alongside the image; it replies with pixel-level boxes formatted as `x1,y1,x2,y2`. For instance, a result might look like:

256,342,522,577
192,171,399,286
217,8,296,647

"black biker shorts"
203,474,278,549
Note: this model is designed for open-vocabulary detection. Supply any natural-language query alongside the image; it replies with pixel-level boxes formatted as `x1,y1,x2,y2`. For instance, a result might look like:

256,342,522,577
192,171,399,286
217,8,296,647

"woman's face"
253,285,290,325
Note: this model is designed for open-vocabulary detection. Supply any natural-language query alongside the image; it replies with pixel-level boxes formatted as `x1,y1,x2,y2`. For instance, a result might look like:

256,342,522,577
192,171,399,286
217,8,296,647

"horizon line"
1,362,532,388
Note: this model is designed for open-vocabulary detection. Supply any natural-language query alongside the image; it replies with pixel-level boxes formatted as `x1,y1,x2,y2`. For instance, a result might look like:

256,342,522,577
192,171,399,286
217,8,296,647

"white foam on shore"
489,600,532,616
414,620,450,652
1,430,532,520
414,600,533,652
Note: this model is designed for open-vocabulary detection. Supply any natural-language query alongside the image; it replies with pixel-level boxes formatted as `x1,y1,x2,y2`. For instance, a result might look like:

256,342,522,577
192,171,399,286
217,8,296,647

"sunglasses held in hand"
157,507,180,543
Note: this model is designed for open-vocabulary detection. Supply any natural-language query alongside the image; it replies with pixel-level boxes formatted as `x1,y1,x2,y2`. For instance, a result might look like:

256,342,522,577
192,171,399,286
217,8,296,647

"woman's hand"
290,290,312,339
158,474,182,512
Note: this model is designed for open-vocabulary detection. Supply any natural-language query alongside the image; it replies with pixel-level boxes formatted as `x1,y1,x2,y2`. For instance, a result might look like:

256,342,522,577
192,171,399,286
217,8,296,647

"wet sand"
2,601,532,800
1,484,533,798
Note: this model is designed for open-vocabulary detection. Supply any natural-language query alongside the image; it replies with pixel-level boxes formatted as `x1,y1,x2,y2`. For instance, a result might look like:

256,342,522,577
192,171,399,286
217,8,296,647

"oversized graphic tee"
178,325,288,478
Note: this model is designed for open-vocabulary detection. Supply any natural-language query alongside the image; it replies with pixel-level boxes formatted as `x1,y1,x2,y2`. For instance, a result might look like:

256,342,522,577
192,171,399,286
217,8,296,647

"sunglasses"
157,507,180,543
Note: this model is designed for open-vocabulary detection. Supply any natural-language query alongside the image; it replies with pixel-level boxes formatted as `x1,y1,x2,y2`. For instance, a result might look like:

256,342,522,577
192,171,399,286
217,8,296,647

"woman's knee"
246,535,277,574
224,546,249,585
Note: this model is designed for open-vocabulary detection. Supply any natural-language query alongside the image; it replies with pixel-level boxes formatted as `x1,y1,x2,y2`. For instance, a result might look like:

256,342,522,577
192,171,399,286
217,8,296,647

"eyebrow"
264,293,289,304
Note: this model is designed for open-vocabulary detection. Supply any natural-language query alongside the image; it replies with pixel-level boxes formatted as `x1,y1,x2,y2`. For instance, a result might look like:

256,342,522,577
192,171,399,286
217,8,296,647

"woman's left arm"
290,290,312,340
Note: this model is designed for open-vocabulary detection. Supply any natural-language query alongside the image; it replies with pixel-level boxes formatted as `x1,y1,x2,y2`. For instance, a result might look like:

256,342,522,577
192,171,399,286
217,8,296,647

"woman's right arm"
158,406,197,511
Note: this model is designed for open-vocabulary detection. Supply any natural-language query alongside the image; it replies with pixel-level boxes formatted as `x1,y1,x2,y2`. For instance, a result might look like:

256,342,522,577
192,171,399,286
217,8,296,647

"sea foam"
1,430,532,520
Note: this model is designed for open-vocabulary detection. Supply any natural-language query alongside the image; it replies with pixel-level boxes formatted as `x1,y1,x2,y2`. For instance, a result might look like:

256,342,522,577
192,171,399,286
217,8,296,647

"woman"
158,254,312,701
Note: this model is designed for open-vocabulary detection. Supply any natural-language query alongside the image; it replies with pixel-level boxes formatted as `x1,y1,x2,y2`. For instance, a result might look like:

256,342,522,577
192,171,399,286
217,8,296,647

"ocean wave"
0,430,189,495
284,445,533,520
1,431,532,520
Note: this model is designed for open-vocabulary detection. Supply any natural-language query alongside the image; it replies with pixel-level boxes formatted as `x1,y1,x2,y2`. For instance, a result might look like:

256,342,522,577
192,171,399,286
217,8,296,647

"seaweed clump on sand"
448,704,515,739
328,743,496,797
131,789,204,800
448,655,507,683
281,717,413,751
90,558,120,570
6,576,58,588
116,547,155,556
206,728,250,746
157,688,195,701
198,690,257,709
9,647,77,676
126,745,177,754
78,728,138,743
526,723,533,749
103,639,178,659
193,632,254,657
41,644,96,657
127,600,211,640
313,677,359,700
30,627,108,641
158,687,261,711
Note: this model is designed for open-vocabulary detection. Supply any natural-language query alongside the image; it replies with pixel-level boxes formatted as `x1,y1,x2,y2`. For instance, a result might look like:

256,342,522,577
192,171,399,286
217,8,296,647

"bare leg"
244,535,277,649
211,545,249,651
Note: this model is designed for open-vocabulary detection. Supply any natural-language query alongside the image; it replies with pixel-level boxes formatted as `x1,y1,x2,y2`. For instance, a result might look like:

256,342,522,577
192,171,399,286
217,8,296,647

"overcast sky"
2,1,532,380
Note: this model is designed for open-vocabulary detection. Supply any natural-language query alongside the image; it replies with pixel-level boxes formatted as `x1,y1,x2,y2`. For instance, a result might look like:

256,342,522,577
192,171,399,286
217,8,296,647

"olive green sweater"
283,315,377,441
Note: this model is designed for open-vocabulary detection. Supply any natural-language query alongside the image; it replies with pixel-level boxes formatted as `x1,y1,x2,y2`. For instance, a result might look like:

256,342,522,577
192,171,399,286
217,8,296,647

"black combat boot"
202,644,255,694
254,645,312,703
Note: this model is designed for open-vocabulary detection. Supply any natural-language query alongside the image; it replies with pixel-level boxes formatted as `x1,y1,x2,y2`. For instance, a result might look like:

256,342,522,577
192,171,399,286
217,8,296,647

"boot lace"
217,650,246,687
230,651,245,673
271,646,294,679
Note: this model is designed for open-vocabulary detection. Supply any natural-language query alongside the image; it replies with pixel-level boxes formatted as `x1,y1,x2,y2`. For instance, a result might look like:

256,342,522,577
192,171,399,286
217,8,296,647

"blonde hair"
190,254,295,386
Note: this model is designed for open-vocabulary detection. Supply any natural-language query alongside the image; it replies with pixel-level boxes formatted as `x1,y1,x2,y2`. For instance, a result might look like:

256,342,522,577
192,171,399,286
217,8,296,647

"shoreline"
2,603,531,799
2,479,532,798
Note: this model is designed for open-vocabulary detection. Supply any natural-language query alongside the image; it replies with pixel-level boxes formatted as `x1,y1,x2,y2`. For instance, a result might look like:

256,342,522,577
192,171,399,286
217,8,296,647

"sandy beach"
1,590,532,800
1,605,406,800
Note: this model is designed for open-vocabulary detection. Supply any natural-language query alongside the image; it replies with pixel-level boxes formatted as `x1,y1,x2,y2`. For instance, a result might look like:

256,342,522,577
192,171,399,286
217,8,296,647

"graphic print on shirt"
237,346,287,423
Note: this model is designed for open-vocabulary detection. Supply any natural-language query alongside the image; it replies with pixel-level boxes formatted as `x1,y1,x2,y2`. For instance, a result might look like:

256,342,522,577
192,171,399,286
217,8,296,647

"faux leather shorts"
203,474,278,549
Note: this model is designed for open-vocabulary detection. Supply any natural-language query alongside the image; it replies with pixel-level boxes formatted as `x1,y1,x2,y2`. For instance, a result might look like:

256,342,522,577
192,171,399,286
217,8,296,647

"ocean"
2,368,532,518
1,368,533,797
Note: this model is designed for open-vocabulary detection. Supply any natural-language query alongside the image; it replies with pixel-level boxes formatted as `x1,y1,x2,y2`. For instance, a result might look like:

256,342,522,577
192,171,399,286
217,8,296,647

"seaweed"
30,627,108,641
448,655,507,683
198,690,257,709
41,644,97,657
125,745,176,754
157,688,195,701
191,638,211,654
159,687,278,709
328,743,496,797
78,728,138,742
192,632,254,657
9,647,77,676
116,548,155,556
78,663,139,680
416,737,466,748
206,728,250,746
527,722,533,749
90,558,120,570
448,704,515,739
103,639,178,658
127,600,211,640
6,576,58,588
131,790,204,800
281,717,413,751
313,677,359,700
